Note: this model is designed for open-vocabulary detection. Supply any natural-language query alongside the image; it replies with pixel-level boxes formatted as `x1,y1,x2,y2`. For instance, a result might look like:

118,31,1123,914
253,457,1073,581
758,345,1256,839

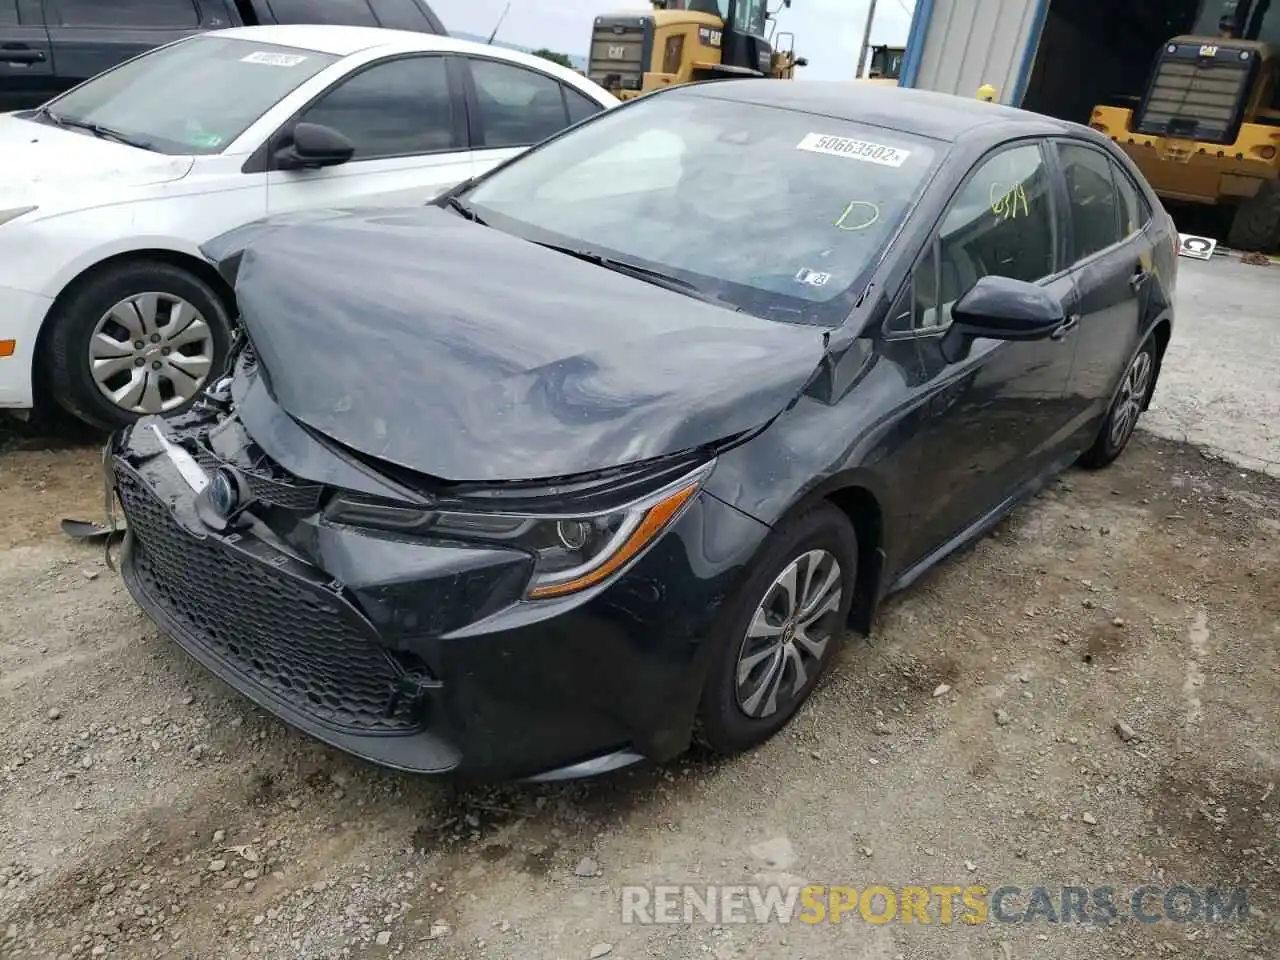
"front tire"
696,504,857,755
43,260,232,431
1078,336,1157,470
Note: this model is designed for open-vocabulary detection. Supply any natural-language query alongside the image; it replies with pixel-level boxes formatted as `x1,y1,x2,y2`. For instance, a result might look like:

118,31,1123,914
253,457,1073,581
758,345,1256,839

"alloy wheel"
734,549,843,720
89,292,215,415
1109,349,1153,449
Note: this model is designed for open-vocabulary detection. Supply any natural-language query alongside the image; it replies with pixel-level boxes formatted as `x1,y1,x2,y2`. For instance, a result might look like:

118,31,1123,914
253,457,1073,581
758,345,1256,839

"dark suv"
0,0,446,112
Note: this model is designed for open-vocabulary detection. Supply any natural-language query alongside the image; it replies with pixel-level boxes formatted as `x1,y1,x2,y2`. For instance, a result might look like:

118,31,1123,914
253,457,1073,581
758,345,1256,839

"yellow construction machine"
863,44,905,84
1090,0,1280,251
587,0,807,101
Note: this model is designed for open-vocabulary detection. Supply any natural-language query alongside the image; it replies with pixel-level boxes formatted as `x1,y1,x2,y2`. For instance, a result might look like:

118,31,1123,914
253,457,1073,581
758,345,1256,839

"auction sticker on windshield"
797,133,910,168
240,51,309,67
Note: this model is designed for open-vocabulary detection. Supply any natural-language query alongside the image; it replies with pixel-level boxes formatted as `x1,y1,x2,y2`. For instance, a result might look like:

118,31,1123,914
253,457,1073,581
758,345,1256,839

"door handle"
1050,313,1080,341
1129,268,1150,291
0,46,46,64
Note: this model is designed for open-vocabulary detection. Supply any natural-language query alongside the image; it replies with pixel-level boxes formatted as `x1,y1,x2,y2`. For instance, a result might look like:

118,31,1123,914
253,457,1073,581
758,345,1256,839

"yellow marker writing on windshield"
989,182,1030,220
834,200,880,231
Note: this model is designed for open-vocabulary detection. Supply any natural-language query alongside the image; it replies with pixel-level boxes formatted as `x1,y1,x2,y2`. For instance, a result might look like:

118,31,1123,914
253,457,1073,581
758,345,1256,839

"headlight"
0,206,36,227
326,462,713,599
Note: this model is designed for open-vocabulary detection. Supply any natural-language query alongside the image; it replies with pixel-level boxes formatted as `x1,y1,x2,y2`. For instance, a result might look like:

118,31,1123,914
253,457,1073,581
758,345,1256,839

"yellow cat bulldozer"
587,0,807,101
861,44,905,85
1090,0,1280,251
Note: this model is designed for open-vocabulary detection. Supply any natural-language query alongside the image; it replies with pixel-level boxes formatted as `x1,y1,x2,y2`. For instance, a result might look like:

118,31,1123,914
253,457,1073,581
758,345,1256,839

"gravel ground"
1,432,1277,960
1,256,1278,960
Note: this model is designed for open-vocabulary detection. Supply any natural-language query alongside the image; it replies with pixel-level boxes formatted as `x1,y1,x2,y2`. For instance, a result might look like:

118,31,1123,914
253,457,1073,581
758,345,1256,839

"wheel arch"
1143,314,1173,412
32,248,237,408
764,471,895,639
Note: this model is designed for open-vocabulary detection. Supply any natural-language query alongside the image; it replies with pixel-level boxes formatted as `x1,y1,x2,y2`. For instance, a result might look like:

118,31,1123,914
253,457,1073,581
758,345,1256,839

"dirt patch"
1,432,1278,960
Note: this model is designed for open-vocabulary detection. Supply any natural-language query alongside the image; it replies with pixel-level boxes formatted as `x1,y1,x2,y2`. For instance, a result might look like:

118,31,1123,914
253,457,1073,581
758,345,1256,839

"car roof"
203,25,614,102
676,80,1077,144
209,23,558,66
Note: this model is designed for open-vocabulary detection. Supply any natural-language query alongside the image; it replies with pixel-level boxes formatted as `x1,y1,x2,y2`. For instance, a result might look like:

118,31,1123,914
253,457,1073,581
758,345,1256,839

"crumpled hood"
220,206,828,483
0,113,193,209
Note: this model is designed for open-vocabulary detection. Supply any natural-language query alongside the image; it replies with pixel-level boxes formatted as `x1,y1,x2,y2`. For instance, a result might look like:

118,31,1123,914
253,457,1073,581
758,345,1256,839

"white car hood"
0,113,193,208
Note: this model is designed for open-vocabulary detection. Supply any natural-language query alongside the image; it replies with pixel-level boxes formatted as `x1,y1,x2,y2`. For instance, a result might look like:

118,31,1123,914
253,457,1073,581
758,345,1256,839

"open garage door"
1022,0,1203,125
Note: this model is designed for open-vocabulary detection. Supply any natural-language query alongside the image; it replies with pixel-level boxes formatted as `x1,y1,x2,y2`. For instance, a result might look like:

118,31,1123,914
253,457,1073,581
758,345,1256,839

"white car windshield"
39,36,339,156
465,93,941,325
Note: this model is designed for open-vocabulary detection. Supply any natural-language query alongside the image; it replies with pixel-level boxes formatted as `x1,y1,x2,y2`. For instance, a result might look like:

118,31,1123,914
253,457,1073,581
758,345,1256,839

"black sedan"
106,80,1177,781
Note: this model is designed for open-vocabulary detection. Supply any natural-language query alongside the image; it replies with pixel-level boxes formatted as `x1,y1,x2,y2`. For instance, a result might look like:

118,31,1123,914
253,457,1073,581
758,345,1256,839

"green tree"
531,48,575,69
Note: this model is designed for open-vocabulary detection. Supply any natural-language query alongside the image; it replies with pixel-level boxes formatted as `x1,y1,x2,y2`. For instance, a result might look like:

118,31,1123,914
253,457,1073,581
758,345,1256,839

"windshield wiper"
443,194,486,225
35,108,155,151
531,241,740,311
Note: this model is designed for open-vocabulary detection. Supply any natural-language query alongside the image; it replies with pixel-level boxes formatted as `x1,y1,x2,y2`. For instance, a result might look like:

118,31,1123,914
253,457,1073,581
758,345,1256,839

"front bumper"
109,414,770,780
0,283,54,409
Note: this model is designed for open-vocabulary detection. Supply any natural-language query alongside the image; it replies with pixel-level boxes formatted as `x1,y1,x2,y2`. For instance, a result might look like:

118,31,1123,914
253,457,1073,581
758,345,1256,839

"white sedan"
0,25,616,429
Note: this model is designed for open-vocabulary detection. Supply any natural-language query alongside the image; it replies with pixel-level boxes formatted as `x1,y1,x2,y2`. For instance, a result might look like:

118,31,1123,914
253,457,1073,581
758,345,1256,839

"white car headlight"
0,206,37,227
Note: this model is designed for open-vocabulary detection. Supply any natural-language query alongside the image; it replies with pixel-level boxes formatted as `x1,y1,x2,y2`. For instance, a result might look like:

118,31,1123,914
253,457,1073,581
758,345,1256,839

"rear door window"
467,58,571,148
1057,143,1123,263
56,0,200,28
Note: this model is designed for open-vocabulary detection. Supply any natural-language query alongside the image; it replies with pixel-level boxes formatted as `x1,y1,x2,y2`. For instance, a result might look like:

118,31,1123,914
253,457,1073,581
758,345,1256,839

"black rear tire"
1078,336,1158,470
696,504,857,755
1227,180,1280,254
43,260,232,431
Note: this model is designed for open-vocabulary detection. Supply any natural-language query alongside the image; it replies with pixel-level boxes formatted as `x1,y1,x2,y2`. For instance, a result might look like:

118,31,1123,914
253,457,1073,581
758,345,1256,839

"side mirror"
274,122,355,171
941,275,1065,361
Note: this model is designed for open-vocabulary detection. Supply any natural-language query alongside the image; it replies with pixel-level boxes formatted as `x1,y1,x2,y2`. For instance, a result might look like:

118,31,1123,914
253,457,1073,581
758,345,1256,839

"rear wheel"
696,504,857,755
43,261,232,431
1227,180,1280,253
1078,337,1157,470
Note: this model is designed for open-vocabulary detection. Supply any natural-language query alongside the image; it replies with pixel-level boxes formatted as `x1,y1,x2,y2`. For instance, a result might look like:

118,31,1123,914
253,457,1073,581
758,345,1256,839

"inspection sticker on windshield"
796,133,910,167
240,51,308,67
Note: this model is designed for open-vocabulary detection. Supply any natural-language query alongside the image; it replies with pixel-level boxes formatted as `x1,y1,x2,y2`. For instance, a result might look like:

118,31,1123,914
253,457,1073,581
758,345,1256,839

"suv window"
57,0,200,28
367,0,434,31
469,58,571,148
267,0,377,26
1058,143,1122,262
890,142,1057,333
297,55,456,159
0,1,18,25
1111,162,1152,238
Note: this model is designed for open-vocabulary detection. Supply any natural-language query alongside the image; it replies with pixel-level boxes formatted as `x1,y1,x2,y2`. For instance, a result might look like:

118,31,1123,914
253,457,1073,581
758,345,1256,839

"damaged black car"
106,80,1175,781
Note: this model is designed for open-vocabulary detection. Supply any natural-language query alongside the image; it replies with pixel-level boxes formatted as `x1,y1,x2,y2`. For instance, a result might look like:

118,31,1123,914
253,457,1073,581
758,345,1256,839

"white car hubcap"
89,292,215,414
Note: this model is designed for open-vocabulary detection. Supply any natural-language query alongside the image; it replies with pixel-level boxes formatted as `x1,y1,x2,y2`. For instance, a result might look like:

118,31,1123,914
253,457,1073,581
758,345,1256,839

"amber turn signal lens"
526,482,699,599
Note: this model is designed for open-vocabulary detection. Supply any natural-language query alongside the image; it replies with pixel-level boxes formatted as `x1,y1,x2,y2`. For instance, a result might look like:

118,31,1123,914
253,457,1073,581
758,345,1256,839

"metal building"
899,0,1049,104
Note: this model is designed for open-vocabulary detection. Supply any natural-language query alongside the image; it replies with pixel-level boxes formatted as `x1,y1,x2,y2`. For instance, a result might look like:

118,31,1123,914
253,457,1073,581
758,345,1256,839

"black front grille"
589,19,648,90
192,446,323,512
115,460,425,735
1135,42,1256,143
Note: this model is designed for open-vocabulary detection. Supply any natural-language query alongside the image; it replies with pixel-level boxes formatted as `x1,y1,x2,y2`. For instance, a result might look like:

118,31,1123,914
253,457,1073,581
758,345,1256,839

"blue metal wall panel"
902,0,1048,105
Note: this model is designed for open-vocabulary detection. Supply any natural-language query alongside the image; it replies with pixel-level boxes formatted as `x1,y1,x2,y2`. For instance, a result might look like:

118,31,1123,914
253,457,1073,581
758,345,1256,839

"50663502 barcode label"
796,133,910,167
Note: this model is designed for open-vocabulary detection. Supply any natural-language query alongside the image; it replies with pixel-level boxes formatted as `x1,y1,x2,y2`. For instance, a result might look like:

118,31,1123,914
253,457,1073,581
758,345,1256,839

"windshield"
464,92,940,325
41,36,339,155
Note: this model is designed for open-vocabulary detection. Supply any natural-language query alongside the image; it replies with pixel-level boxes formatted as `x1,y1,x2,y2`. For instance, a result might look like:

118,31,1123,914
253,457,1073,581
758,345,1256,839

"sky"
430,0,916,80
